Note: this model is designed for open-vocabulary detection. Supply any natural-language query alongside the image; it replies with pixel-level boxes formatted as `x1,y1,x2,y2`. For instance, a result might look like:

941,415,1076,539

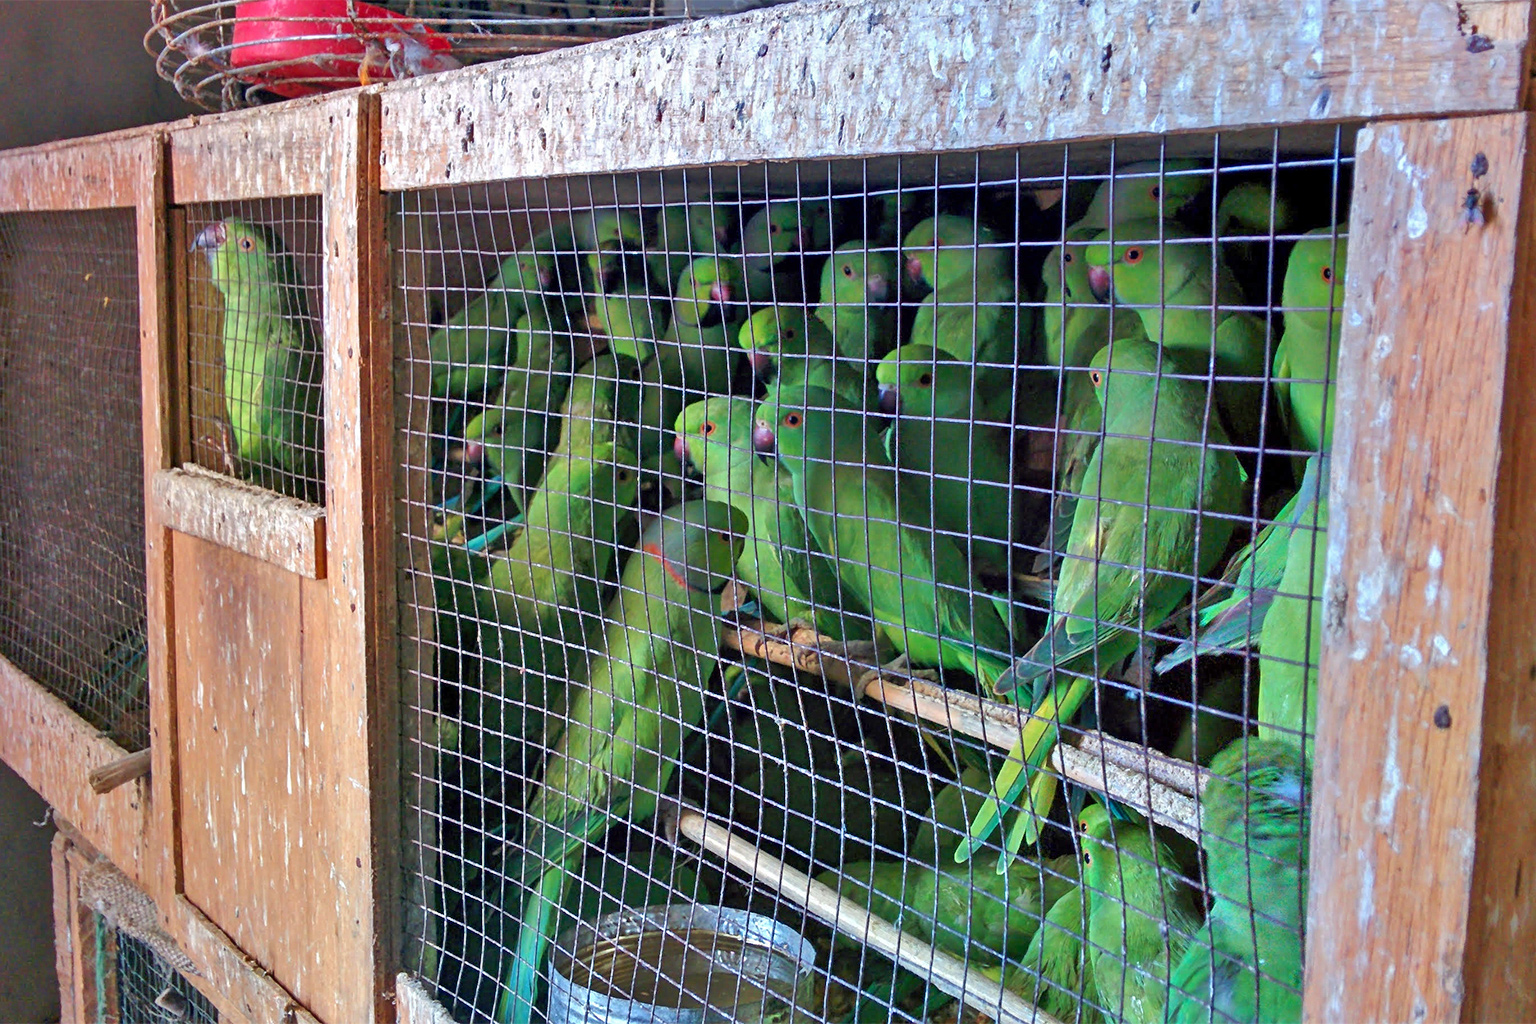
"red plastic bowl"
230,0,451,98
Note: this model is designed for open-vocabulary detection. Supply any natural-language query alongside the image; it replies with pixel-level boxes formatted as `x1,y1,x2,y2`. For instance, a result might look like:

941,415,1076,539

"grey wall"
0,3,195,1020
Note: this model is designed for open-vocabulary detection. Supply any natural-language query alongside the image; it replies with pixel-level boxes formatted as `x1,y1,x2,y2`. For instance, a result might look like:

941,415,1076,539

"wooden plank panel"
65,846,104,1024
319,91,397,1023
51,834,80,1024
378,0,1531,189
168,95,342,204
0,656,150,884
172,896,320,1024
154,467,327,579
171,530,345,1023
0,128,160,212
1307,112,1536,1021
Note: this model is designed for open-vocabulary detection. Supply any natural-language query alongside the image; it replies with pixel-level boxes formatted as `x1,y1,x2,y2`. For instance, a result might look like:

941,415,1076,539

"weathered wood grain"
153,466,327,579
0,128,161,212
397,973,458,1024
172,895,322,1024
1307,112,1536,1022
51,834,81,1024
378,0,1531,189
167,94,343,203
0,656,150,885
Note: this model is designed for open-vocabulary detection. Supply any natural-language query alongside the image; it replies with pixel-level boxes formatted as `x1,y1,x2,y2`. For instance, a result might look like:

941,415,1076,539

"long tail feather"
497,861,571,1024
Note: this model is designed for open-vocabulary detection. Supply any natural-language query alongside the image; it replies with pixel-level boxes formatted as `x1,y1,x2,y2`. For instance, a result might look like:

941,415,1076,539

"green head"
1038,228,1101,300
499,230,568,294
742,200,808,265
192,217,299,298
902,214,1006,293
1082,219,1208,306
674,396,754,478
873,344,970,419
687,201,734,250
1282,225,1348,329
1079,809,1171,902
593,288,664,363
565,442,643,509
1085,337,1176,409
673,256,746,328
819,241,897,306
579,209,646,291
736,306,835,377
1201,738,1310,852
641,499,748,594
751,383,866,469
1074,158,1208,230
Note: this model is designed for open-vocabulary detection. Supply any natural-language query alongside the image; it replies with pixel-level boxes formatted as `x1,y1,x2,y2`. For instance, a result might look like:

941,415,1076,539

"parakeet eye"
1089,370,1104,386
1083,850,1093,865
1123,247,1144,265
917,372,934,388
769,223,781,234
617,470,633,484
784,327,797,340
717,531,732,543
1149,184,1162,200
841,264,855,278
700,421,717,436
782,412,803,428
237,235,256,252
1062,252,1074,263
1321,266,1334,283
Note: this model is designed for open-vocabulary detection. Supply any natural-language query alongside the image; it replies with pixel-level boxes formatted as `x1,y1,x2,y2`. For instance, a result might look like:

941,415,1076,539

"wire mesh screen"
113,924,219,1024
184,199,326,504
0,210,150,750
395,128,1347,1023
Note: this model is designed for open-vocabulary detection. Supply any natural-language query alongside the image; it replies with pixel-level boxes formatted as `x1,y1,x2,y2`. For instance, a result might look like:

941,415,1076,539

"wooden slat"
65,845,104,1024
153,466,327,579
396,974,457,1024
167,94,343,203
378,0,1531,189
0,128,161,211
0,656,150,885
1307,112,1536,1021
172,896,320,1024
51,834,80,1024
320,89,398,1024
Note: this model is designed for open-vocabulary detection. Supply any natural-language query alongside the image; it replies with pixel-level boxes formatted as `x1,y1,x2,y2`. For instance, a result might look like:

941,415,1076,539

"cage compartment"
392,128,1347,1023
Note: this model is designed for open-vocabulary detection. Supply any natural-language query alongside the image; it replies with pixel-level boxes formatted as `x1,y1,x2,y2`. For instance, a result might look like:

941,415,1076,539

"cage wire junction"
0,210,151,751
113,926,220,1024
387,125,1344,1024
184,196,328,505
147,0,799,112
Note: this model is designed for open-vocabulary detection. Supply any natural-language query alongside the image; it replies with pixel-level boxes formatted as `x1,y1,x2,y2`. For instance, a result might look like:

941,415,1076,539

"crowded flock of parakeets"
192,158,1343,1024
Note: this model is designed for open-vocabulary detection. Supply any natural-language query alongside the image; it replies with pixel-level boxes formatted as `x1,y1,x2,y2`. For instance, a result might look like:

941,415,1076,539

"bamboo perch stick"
88,749,151,795
1050,745,1203,842
666,805,1063,1024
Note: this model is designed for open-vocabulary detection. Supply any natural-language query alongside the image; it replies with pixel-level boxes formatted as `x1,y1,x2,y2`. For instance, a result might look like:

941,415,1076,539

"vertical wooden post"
1307,112,1536,1021
321,92,399,1021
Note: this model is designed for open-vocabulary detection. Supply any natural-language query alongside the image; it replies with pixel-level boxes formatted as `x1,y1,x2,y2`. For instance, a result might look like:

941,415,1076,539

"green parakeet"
1069,159,1209,234
459,306,574,510
1005,881,1103,1024
741,198,832,304
752,385,1020,687
875,343,1023,578
1080,804,1202,1024
737,305,870,409
547,355,642,465
1257,476,1328,746
193,217,324,499
1273,226,1347,454
590,281,667,364
1083,220,1270,451
575,207,647,292
1168,739,1309,1023
675,396,868,639
962,339,1245,862
659,255,745,398
474,444,643,766
497,499,748,1024
816,240,899,362
903,214,1024,378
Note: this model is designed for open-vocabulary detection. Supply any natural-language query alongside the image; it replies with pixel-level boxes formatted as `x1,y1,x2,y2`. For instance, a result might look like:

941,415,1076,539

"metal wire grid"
394,129,1347,1023
0,210,151,750
184,198,327,504
147,0,798,112
113,924,219,1024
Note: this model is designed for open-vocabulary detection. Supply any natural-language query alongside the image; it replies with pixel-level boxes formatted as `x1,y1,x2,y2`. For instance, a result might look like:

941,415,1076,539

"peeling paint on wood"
0,127,162,212
376,0,1531,189
154,465,327,579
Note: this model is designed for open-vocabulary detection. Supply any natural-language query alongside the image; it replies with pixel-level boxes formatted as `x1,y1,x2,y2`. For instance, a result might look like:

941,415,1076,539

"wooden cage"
2,1,1535,1021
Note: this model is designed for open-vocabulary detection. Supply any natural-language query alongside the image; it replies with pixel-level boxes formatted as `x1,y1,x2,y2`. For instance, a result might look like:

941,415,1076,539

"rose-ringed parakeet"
816,240,900,363
903,214,1025,385
458,306,574,512
473,444,643,771
961,339,1245,863
547,355,643,467
497,499,747,1024
737,305,871,410
1168,739,1309,1023
657,255,746,399
1273,226,1347,455
675,396,869,640
575,207,647,293
752,385,1021,687
1257,474,1328,746
1005,880,1104,1023
741,197,832,305
590,280,667,364
1068,159,1209,235
1080,803,1202,1024
193,217,324,500
875,343,1024,579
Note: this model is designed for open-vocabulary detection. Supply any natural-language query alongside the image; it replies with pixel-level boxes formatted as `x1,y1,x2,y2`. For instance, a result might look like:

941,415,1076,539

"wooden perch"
88,749,151,795
667,805,1062,1024
722,619,1208,839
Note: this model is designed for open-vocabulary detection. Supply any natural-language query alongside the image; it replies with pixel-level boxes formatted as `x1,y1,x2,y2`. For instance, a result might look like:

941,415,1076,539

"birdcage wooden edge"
374,0,1533,190
152,466,328,578
0,127,163,212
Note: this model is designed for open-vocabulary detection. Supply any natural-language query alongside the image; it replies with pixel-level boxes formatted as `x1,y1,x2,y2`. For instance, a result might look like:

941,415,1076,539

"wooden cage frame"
1,1,1534,1020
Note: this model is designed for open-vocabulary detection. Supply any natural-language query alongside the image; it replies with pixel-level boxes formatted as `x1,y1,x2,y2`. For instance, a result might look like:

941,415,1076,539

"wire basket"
146,0,794,111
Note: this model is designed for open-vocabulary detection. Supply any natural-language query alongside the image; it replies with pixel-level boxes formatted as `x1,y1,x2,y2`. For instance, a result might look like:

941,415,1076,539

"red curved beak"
749,351,774,376
865,274,889,301
673,432,690,466
708,282,732,305
1087,264,1113,303
462,441,485,464
878,385,900,414
751,421,776,454
906,256,925,284
192,221,225,253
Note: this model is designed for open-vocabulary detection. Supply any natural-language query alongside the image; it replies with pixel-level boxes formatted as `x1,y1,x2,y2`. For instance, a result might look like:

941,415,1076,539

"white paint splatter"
1356,568,1386,623
1373,333,1393,360
1378,714,1402,828
1399,645,1423,668
1356,852,1376,930
1432,634,1453,660
1424,545,1443,606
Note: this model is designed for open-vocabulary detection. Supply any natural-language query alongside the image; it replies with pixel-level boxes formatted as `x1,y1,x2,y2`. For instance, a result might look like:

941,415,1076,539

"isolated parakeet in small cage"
194,217,324,499
498,499,747,1024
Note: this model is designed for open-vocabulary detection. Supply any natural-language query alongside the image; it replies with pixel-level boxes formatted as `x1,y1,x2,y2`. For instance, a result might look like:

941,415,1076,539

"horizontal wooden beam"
0,128,161,211
0,656,151,887
172,896,322,1024
378,0,1531,189
167,93,345,203
153,466,327,579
